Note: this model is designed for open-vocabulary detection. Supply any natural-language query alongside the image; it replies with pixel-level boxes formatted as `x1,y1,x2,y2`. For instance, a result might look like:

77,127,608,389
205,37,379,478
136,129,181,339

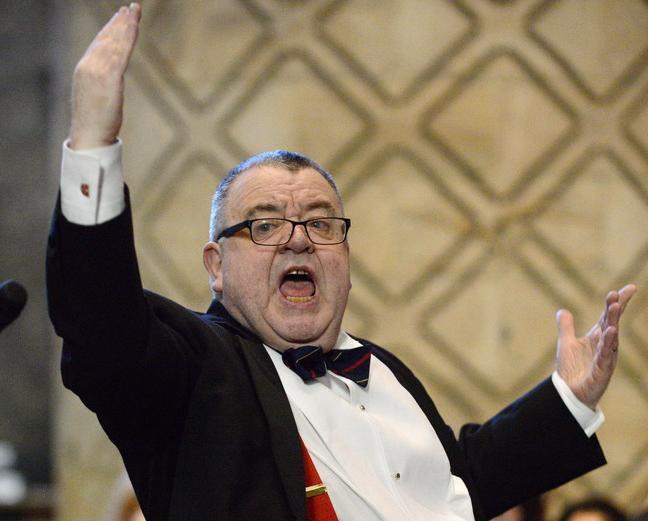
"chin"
275,320,328,346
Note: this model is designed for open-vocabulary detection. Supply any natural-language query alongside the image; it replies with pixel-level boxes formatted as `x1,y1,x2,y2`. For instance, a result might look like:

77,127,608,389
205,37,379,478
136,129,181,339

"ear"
203,241,223,294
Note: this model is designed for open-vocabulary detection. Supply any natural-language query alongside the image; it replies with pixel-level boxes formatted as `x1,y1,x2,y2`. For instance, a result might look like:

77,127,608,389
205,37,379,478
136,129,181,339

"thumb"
556,309,575,341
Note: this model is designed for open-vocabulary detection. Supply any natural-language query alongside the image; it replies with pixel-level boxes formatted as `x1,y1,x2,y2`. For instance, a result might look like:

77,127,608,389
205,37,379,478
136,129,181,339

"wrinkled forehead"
224,165,344,220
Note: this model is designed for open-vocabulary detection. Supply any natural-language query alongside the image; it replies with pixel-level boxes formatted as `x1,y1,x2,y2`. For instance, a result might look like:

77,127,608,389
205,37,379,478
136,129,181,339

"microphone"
0,280,27,333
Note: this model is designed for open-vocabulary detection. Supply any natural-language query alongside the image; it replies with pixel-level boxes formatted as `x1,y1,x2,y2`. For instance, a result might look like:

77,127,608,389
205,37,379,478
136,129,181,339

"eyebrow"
244,203,281,219
244,200,339,219
303,200,337,216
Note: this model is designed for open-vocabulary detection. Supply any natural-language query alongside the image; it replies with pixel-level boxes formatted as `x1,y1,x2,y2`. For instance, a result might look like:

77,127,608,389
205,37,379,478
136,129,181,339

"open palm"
556,285,636,409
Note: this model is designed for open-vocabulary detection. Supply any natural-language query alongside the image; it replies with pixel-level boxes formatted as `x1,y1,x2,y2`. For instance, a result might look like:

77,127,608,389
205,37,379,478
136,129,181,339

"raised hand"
69,3,142,150
556,284,636,409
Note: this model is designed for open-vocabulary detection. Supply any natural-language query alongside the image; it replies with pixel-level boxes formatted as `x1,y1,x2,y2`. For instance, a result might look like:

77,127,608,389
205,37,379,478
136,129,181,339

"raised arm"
69,3,141,150
48,3,201,442
556,284,637,409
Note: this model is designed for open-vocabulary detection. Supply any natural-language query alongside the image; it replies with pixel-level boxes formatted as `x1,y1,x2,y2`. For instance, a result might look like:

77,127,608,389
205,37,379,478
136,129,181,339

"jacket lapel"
237,336,306,521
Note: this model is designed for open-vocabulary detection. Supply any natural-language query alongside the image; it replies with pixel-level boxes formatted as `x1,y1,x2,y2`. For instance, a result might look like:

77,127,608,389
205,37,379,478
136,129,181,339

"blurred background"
0,0,646,519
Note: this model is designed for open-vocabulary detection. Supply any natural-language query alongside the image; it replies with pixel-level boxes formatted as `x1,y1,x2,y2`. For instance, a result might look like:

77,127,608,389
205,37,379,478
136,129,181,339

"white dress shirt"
265,333,476,521
59,140,605,520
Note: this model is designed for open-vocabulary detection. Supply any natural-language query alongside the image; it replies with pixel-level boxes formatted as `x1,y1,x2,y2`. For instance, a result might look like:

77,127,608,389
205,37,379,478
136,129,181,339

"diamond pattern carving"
221,50,372,168
622,86,648,161
342,296,376,340
318,0,477,103
143,155,223,304
532,150,648,294
143,0,269,109
345,148,474,301
57,1,648,516
528,0,648,102
421,252,558,398
121,74,182,196
422,50,576,200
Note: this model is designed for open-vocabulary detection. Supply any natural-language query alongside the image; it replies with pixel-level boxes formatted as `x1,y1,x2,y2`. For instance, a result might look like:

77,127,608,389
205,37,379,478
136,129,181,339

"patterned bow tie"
282,345,372,387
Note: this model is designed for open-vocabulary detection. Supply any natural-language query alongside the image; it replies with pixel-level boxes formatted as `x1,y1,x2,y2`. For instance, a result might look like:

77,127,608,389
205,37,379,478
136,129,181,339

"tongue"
280,280,315,298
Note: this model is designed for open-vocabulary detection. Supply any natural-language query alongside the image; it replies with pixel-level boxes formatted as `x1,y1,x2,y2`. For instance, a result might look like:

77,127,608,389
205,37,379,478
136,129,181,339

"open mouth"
279,268,316,303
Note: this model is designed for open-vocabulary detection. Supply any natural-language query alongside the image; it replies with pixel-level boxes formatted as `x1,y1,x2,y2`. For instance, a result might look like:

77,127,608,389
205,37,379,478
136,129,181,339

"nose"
279,222,315,254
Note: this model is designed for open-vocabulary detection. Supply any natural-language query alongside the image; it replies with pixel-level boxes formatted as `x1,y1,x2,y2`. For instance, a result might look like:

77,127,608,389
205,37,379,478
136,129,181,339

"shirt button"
359,404,366,411
394,473,401,480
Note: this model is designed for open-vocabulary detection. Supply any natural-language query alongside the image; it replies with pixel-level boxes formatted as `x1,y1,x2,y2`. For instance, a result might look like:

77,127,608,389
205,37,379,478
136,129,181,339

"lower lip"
279,292,318,307
285,296,314,303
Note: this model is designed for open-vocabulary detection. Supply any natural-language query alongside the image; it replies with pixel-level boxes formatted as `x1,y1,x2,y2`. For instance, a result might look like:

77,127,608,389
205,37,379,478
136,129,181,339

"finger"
593,292,612,332
597,290,617,329
119,7,142,65
129,3,142,21
96,5,131,39
88,5,141,72
112,4,141,44
598,325,619,362
588,326,618,399
605,302,620,331
98,5,140,41
617,284,637,314
556,309,576,341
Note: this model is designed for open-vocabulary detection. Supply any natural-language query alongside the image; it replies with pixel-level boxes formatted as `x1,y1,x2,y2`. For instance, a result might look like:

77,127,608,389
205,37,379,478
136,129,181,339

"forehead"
224,165,342,218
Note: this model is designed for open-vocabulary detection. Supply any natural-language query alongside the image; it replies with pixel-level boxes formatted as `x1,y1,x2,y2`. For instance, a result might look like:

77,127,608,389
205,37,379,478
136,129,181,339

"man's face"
203,165,351,352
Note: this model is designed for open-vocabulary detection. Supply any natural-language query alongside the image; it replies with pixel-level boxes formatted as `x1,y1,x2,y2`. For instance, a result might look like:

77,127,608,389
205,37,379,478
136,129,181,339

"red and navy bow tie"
282,345,372,387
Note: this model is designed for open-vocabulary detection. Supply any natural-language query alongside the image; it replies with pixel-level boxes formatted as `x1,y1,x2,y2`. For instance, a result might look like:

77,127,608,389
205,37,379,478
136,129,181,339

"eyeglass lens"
250,219,346,245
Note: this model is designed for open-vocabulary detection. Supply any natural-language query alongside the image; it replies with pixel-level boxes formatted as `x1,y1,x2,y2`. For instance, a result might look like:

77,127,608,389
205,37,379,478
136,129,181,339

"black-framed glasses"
216,217,351,246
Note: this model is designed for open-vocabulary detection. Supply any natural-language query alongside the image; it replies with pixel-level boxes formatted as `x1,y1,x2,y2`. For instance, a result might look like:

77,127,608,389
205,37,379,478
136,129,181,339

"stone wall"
54,0,648,518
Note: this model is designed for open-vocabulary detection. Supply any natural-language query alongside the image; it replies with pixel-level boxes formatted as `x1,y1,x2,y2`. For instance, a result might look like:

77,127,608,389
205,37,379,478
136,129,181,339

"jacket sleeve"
369,343,606,520
457,378,606,517
46,190,207,448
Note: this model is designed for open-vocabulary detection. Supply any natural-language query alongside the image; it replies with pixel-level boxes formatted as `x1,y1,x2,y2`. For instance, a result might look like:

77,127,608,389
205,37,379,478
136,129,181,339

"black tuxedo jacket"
47,198,605,521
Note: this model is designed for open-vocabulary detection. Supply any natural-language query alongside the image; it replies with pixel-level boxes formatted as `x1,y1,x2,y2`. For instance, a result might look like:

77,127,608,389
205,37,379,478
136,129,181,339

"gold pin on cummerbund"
305,483,327,498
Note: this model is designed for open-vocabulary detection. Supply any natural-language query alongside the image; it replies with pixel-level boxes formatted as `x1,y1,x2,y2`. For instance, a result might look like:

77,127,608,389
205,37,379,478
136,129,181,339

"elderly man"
47,4,636,521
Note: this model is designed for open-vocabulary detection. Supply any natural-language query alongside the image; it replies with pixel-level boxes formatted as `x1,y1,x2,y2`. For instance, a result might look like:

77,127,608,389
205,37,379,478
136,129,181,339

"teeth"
288,270,309,275
287,296,313,303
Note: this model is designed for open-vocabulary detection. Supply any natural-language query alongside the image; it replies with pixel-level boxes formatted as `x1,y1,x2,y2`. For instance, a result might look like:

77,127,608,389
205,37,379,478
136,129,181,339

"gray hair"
209,150,342,241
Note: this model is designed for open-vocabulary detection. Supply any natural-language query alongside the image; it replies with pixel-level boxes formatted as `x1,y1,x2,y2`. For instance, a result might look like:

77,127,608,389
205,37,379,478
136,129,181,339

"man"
47,4,636,521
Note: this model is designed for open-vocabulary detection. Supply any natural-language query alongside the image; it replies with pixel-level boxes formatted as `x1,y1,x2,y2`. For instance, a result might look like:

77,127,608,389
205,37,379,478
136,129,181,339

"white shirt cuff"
551,371,605,438
60,139,125,225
